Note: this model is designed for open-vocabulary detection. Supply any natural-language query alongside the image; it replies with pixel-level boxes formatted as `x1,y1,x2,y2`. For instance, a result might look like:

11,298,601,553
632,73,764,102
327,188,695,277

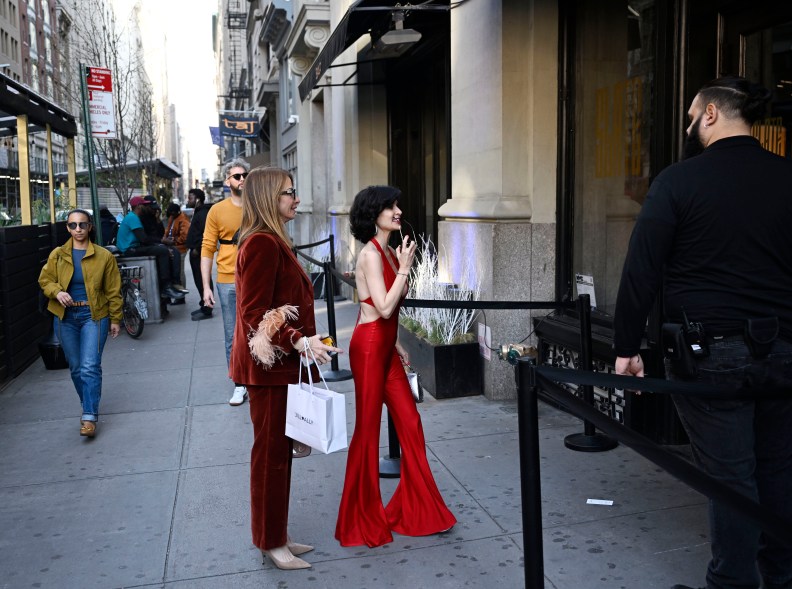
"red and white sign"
86,66,117,139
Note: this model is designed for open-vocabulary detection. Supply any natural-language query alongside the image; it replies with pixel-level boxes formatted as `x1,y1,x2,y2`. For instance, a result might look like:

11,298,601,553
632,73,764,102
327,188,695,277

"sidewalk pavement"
0,269,711,589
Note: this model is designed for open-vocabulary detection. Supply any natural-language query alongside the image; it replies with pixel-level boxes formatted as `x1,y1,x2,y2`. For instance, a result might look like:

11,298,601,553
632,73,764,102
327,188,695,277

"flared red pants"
335,318,457,547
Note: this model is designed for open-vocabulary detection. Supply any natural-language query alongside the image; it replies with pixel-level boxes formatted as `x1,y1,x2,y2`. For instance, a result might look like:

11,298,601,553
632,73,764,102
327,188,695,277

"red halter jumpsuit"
335,238,456,547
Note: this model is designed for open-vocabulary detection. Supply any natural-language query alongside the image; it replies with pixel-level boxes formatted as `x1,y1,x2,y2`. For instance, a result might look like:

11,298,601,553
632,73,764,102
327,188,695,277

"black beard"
682,117,705,160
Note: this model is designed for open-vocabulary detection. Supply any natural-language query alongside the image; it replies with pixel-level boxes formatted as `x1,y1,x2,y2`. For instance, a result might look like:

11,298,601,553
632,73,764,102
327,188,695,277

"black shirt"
613,135,792,357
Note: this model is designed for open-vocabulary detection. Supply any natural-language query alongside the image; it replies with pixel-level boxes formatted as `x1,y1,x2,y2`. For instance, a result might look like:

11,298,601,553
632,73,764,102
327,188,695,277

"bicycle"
118,264,148,338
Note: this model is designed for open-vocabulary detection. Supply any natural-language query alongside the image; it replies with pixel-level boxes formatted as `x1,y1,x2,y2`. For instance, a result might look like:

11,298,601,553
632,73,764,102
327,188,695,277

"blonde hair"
237,166,294,248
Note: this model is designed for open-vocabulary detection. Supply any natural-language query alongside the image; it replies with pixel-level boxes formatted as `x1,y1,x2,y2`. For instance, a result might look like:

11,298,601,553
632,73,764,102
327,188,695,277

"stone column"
438,0,558,400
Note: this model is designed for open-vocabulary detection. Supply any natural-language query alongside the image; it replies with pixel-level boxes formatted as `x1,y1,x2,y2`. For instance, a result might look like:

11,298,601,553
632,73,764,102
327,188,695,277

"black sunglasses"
67,222,91,230
280,187,297,197
228,172,248,181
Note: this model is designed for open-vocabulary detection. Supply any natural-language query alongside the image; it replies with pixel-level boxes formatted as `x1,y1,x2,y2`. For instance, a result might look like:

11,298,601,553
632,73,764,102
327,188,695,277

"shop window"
743,22,792,158
571,0,656,315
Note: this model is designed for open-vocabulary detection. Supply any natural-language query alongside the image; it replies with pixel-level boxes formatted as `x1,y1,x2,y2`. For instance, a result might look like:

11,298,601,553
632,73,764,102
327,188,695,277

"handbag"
404,362,424,403
285,346,348,454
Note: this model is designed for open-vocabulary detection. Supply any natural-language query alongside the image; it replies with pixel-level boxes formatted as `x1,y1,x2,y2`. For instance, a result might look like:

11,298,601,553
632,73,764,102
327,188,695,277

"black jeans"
122,244,177,288
189,249,212,308
668,337,792,589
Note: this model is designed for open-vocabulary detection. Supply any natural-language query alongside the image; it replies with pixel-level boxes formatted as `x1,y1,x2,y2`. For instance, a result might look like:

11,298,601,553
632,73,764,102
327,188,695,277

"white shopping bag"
285,349,347,454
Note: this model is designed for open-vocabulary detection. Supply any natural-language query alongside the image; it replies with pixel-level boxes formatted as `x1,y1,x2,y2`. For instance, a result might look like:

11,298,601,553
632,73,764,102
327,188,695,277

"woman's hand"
55,291,72,307
395,341,409,365
396,234,417,273
109,323,120,338
294,334,344,366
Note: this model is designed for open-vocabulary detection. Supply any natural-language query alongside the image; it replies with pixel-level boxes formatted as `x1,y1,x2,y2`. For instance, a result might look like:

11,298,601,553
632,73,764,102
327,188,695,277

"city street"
0,271,711,589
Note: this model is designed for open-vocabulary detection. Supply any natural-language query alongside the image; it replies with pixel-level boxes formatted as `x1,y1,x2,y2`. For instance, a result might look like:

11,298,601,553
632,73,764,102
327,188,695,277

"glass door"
569,0,658,315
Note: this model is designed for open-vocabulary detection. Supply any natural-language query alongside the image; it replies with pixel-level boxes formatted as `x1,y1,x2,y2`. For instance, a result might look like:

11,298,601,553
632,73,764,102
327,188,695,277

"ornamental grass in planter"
398,237,483,398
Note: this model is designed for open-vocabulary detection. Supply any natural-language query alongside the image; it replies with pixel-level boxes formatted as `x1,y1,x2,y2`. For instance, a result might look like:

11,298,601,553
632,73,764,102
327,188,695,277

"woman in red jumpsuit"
335,185,456,548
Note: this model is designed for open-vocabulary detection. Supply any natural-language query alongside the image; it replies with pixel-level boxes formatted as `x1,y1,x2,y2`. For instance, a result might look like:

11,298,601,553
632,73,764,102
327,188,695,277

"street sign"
86,66,117,139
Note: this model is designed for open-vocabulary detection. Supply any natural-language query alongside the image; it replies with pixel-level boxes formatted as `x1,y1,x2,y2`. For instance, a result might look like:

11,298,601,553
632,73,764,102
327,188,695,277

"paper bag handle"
298,337,331,392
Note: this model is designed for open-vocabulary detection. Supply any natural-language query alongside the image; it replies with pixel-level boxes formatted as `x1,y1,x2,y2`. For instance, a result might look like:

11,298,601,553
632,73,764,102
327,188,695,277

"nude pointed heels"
261,545,311,570
287,537,314,556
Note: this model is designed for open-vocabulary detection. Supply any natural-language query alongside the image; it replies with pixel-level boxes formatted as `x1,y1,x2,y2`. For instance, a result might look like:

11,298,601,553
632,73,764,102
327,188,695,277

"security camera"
288,114,299,125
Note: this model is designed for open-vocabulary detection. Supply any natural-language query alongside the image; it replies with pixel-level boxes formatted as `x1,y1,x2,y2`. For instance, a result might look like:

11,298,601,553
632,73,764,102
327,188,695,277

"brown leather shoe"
80,420,96,437
292,442,311,458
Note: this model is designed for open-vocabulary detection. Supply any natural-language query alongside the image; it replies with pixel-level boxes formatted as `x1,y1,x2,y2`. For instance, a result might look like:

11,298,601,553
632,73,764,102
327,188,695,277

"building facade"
234,0,792,400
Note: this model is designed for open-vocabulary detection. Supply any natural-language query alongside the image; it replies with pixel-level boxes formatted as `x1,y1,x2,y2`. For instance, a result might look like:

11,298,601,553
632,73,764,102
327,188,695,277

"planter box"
398,325,482,399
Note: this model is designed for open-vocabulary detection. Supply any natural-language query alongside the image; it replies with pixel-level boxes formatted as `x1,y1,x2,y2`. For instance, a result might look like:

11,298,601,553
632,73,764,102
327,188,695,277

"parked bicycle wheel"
122,286,145,338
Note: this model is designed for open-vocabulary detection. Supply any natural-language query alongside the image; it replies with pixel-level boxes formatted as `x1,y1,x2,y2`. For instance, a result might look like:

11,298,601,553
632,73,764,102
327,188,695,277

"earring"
703,123,709,128
374,224,379,235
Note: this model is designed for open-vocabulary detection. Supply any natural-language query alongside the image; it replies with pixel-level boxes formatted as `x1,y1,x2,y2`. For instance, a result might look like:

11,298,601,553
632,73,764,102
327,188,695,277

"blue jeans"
216,281,237,368
669,337,792,589
56,307,110,422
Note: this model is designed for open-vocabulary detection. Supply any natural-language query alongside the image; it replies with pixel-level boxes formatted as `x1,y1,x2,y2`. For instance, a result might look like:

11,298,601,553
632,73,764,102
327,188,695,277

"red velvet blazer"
229,232,318,386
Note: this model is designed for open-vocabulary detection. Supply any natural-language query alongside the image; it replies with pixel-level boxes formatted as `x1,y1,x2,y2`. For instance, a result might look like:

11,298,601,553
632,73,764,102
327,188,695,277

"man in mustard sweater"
201,158,250,405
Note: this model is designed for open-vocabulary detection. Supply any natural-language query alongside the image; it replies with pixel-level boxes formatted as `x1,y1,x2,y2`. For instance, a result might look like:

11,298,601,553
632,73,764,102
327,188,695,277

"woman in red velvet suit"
230,167,341,570
335,185,456,548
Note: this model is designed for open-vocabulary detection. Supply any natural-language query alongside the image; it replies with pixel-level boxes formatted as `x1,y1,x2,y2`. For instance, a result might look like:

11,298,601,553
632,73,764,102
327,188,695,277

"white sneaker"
229,386,247,406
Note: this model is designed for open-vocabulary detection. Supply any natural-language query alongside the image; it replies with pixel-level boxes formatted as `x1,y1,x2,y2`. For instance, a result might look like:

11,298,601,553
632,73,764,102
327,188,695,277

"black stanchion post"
320,260,352,382
564,294,618,452
379,412,401,478
517,358,544,589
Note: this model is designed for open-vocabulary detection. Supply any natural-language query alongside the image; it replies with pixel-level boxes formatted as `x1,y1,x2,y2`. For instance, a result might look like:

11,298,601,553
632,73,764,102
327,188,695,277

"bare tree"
56,0,160,213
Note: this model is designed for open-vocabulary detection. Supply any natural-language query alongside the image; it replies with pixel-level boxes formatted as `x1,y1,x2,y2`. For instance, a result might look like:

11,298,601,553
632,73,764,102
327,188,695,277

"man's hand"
615,354,645,377
109,323,120,338
203,289,215,308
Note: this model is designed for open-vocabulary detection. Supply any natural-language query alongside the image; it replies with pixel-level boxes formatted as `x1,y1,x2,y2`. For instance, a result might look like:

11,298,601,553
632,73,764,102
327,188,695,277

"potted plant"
398,237,482,399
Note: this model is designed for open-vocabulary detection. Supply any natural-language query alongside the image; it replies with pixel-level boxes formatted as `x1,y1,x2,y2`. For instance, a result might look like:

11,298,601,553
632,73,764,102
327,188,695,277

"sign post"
79,65,118,244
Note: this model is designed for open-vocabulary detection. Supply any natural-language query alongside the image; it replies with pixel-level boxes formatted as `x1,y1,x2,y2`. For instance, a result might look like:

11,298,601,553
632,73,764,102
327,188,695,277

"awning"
0,72,77,137
298,0,449,102
66,157,183,180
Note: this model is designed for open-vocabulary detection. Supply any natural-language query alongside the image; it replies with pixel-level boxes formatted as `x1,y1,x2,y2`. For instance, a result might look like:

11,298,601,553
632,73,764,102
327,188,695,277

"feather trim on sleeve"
248,304,299,367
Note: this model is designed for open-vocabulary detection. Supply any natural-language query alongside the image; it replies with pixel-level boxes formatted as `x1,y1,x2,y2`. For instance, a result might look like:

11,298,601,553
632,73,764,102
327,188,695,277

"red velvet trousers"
335,317,457,547
248,384,293,550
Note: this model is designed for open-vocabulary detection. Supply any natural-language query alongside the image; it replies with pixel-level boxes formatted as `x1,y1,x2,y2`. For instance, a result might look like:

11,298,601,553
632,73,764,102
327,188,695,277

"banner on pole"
209,126,223,147
86,67,117,139
219,114,260,138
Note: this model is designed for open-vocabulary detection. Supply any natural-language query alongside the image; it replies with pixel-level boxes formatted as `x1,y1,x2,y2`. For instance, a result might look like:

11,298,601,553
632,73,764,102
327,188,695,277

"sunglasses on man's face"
228,172,248,181
67,222,91,230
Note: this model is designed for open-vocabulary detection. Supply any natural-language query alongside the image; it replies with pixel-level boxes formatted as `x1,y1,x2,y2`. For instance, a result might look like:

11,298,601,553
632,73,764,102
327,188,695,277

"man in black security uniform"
613,76,792,589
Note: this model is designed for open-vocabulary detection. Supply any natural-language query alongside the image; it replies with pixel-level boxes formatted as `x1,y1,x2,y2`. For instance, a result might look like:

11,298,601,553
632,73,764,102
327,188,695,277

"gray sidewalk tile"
0,409,185,488
188,365,238,406
541,505,709,589
183,404,253,469
0,471,177,589
161,536,524,588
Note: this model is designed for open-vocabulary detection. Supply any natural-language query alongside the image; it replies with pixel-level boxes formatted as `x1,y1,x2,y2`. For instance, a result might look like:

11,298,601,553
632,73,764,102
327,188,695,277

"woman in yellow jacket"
39,209,123,438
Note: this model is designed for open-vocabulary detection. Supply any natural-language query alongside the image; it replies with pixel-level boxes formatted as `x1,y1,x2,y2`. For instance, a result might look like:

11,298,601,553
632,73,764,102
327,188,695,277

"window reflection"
573,1,655,315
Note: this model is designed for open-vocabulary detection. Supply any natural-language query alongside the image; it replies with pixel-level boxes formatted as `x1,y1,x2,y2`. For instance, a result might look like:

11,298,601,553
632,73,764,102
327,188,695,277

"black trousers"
189,249,212,309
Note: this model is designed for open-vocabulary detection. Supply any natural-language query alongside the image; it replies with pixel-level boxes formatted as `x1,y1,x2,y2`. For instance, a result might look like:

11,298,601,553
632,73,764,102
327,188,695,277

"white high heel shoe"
261,545,311,570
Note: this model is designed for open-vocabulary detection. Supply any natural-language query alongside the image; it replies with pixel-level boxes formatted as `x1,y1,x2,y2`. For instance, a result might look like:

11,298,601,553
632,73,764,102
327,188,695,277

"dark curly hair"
698,75,771,125
349,185,401,243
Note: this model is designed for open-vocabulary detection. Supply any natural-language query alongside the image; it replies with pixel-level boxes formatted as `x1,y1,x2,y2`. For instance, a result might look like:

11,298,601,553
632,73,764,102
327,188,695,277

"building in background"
215,0,792,406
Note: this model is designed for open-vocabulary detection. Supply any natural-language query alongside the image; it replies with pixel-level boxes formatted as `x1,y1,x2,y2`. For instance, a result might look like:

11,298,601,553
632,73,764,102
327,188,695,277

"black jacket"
614,136,792,356
186,203,212,251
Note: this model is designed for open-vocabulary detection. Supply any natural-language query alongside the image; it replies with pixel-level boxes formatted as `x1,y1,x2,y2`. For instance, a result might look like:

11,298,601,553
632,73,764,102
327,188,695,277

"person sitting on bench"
116,196,186,302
